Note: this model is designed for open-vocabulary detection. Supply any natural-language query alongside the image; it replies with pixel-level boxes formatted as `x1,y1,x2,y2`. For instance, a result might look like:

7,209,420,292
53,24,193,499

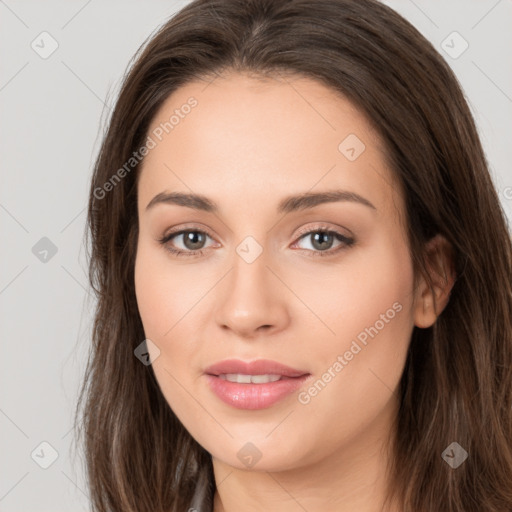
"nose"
214,249,290,339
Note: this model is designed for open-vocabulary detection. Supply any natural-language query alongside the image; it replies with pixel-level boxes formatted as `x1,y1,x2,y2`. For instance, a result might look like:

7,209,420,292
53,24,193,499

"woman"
76,0,512,511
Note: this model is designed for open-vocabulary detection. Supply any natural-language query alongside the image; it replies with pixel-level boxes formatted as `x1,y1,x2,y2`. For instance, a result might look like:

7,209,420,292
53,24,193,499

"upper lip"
204,359,309,378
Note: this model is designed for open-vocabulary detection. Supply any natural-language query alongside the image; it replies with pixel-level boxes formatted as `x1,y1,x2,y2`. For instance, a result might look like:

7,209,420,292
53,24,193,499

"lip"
204,358,308,378
204,359,311,410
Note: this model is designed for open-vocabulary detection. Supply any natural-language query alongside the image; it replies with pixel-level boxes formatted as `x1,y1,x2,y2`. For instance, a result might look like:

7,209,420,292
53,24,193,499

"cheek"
134,240,205,338
134,243,192,394
134,240,210,382
289,234,415,354
134,243,206,425
295,241,414,430
134,246,167,337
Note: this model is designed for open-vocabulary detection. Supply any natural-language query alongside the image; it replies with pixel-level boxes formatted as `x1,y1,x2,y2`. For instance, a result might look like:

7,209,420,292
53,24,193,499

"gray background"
1,1,511,510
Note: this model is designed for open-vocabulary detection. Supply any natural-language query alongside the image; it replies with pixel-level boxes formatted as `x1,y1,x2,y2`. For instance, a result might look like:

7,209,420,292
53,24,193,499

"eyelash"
157,225,355,259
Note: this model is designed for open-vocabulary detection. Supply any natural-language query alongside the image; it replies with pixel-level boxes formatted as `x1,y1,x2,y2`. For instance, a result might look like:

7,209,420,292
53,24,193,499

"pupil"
185,231,204,250
312,232,333,250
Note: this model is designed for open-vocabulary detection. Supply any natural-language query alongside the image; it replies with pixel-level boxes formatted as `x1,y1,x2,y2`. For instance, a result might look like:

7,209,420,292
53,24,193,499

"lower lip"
205,374,310,410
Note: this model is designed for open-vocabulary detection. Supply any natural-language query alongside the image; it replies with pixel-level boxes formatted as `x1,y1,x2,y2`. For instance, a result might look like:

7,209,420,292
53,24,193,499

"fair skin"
134,72,455,512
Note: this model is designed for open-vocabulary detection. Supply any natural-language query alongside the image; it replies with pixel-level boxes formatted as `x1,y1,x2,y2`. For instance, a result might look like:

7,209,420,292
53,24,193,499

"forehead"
138,72,403,219
144,71,384,159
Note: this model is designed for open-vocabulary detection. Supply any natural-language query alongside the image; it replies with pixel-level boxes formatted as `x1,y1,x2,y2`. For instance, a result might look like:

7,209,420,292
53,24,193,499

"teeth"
219,373,282,384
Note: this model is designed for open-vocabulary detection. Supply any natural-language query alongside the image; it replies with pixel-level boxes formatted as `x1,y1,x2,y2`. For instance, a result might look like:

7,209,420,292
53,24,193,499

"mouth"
204,358,309,378
217,373,290,383
204,359,311,410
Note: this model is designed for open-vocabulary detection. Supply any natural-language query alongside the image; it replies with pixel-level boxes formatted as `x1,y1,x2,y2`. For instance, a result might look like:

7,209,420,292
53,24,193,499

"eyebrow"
145,189,376,214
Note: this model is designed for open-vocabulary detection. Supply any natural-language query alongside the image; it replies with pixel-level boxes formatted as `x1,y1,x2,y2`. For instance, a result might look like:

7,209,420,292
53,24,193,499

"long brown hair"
75,0,512,510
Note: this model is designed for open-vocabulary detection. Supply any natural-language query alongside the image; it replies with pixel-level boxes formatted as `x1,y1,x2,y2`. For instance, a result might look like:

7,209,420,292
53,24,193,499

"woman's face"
134,72,425,472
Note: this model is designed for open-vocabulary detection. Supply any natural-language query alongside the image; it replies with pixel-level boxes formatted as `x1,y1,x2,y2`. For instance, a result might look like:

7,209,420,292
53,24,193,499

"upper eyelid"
295,223,351,237
161,223,215,240
163,223,347,237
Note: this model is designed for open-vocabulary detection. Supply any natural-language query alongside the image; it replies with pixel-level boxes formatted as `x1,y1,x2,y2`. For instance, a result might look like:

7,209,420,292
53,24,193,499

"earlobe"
414,286,437,329
413,234,456,329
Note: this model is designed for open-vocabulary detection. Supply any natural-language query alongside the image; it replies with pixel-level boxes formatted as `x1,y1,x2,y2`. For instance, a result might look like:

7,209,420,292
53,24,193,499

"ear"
413,234,456,329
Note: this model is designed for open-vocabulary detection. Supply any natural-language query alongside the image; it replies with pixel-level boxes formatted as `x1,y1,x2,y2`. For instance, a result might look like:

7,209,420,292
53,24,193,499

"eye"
157,228,217,257
292,226,355,257
157,224,355,259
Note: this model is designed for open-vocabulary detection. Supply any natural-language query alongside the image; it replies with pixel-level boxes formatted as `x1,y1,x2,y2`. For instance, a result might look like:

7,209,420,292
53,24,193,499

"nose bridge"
214,238,289,335
231,241,270,296
229,242,274,313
